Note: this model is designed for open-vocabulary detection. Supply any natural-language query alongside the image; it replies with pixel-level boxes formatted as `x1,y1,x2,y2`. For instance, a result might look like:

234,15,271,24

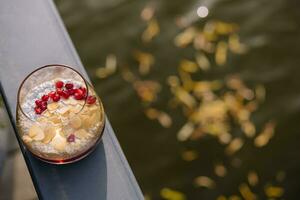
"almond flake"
69,115,82,129
29,124,43,138
47,102,59,111
42,126,56,144
49,116,61,124
50,134,67,152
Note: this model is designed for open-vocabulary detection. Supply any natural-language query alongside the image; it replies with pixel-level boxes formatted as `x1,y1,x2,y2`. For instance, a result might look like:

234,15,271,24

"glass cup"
16,64,105,164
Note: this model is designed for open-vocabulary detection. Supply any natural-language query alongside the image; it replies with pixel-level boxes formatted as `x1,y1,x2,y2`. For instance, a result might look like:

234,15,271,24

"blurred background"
1,0,300,199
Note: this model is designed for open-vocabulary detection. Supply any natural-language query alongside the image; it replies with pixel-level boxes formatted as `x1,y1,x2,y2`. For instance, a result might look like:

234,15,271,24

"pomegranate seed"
40,104,47,111
35,99,43,107
41,101,47,107
52,94,60,102
67,88,75,95
56,88,64,96
34,107,42,114
87,95,96,104
61,91,70,99
41,94,49,102
48,91,56,98
67,134,75,143
79,87,87,97
65,83,74,89
55,80,64,88
74,92,84,100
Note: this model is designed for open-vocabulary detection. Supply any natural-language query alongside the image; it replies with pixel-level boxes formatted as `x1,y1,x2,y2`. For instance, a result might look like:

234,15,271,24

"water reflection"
55,0,300,199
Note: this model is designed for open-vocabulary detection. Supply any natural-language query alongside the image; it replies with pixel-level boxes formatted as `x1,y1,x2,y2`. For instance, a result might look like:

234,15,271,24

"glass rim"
17,64,90,121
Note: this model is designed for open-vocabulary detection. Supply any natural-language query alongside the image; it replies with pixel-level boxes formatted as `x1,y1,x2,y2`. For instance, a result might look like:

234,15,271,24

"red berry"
65,83,74,89
52,94,60,102
48,91,56,98
34,107,42,114
67,88,75,95
41,101,47,107
79,87,87,97
61,91,70,99
35,99,43,107
40,103,47,111
87,95,96,104
67,134,75,143
41,94,49,102
56,88,64,96
55,80,64,88
74,92,84,100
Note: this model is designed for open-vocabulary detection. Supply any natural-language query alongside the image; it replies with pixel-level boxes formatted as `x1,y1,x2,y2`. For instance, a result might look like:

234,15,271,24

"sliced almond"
90,111,101,125
49,116,61,124
80,115,91,128
69,115,82,129
42,110,51,117
31,125,45,141
22,135,33,143
88,105,98,112
29,124,43,138
42,126,56,144
64,98,78,105
47,102,59,111
57,106,70,116
37,117,47,123
70,104,83,114
50,133,67,151
75,129,89,139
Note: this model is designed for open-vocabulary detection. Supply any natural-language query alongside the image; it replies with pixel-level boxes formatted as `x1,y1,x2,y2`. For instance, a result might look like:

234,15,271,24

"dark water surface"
54,0,300,199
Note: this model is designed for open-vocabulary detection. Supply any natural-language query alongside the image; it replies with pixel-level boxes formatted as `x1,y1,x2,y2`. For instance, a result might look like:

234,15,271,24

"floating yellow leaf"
264,185,284,198
174,87,197,109
225,138,244,155
254,121,275,147
194,176,216,189
160,188,186,200
96,54,117,78
214,164,227,177
179,59,198,73
177,122,194,141
195,53,210,71
215,21,239,35
145,108,160,119
239,183,256,200
216,196,227,200
158,112,172,128
133,50,155,75
228,195,241,200
142,19,160,42
133,80,161,103
178,70,194,92
145,108,172,128
140,5,155,21
174,27,197,48
247,171,259,186
241,121,256,138
181,150,198,161
167,76,180,88
193,32,215,52
229,34,247,54
215,41,228,66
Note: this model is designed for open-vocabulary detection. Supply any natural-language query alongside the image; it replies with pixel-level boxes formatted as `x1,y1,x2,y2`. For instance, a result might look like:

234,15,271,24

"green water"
54,0,300,199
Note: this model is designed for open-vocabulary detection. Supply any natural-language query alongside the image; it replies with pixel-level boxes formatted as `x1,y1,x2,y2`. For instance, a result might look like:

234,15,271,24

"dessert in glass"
16,65,105,164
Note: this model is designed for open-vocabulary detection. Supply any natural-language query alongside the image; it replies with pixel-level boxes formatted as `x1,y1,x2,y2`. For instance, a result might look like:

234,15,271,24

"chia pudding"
17,78,105,164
